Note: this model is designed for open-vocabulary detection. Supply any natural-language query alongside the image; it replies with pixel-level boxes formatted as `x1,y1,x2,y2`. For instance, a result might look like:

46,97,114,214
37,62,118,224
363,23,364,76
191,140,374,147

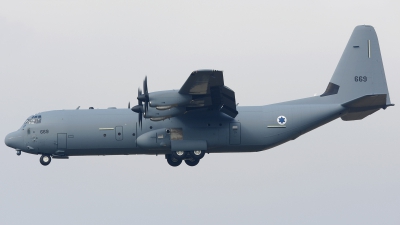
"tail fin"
320,25,393,120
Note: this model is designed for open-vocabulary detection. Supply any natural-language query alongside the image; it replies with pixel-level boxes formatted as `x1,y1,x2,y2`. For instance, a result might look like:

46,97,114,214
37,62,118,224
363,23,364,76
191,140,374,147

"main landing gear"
166,150,205,167
40,155,51,166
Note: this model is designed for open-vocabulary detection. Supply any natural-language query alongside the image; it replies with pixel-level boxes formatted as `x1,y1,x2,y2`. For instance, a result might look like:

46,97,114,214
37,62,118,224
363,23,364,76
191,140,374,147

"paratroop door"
57,133,67,149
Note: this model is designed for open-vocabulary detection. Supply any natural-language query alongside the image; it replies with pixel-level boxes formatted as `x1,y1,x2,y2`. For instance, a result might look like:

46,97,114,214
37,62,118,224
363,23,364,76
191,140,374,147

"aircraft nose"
5,131,23,149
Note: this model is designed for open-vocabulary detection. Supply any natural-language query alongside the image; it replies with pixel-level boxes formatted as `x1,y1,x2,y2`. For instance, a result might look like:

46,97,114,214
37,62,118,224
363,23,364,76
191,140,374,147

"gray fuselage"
7,97,345,157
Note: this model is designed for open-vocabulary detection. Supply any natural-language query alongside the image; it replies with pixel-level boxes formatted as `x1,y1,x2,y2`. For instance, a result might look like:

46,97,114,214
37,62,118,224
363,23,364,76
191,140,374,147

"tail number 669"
355,76,367,82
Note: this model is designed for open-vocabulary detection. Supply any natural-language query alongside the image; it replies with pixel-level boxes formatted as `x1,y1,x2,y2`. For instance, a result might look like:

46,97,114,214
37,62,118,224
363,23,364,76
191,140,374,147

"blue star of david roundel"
277,115,287,125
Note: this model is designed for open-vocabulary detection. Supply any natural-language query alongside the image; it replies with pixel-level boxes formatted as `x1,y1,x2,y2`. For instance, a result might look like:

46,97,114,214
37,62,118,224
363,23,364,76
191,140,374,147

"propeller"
132,76,150,129
131,88,144,128
137,76,149,113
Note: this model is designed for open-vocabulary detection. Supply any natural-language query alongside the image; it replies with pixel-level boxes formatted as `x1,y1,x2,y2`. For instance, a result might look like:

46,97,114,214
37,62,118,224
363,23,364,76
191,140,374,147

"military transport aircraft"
5,25,393,167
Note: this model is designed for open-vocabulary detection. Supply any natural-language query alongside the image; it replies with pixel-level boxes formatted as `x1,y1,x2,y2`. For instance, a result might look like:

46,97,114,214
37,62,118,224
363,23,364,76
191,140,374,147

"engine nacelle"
149,90,191,107
144,106,186,120
137,128,171,149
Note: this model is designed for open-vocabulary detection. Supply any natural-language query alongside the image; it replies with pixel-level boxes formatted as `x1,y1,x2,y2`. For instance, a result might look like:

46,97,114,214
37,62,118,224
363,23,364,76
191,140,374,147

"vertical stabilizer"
321,25,391,106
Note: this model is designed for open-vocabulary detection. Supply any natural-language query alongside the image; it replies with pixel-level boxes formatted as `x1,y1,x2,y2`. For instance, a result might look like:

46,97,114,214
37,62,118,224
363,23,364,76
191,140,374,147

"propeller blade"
138,88,143,105
139,112,142,129
143,76,148,96
135,77,149,129
143,76,149,113
134,87,144,129
128,102,130,109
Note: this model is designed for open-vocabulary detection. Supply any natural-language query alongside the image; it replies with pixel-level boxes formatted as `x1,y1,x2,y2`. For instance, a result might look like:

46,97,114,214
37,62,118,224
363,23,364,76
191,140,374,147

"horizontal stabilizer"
341,94,391,121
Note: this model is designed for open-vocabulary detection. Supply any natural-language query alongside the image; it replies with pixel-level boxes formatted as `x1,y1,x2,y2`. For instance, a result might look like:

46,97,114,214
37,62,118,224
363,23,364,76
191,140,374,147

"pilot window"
23,115,42,127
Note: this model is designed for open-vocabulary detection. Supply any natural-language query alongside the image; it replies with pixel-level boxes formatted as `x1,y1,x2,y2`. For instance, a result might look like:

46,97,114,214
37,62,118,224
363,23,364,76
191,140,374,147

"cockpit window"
22,115,42,128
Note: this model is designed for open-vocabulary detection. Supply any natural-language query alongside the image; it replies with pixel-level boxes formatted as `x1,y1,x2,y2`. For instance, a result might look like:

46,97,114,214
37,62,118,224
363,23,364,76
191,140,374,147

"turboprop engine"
131,77,193,125
149,90,192,108
131,90,188,122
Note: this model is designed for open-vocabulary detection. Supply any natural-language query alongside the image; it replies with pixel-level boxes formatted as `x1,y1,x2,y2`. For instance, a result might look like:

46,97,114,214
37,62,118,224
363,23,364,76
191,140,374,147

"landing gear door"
229,122,241,145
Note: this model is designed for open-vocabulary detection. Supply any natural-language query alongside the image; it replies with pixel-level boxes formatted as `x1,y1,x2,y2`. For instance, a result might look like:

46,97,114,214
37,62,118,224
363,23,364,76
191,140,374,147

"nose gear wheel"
40,155,51,166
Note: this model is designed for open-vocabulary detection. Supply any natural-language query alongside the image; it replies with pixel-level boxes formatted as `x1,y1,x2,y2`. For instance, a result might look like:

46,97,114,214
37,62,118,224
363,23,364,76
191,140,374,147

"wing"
179,70,224,95
179,70,238,118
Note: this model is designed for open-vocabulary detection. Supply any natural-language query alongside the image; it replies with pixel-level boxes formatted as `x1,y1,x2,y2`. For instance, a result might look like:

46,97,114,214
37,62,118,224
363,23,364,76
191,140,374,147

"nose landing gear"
40,155,51,166
16,150,21,156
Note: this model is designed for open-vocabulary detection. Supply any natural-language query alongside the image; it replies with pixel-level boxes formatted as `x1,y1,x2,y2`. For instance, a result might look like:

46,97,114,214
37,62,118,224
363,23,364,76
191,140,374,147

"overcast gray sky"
1,1,399,224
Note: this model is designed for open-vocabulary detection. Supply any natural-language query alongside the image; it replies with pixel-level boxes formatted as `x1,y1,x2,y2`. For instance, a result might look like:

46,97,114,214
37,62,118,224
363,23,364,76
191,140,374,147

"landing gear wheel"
171,150,186,160
189,150,205,160
40,155,51,166
166,155,182,167
185,158,200,167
